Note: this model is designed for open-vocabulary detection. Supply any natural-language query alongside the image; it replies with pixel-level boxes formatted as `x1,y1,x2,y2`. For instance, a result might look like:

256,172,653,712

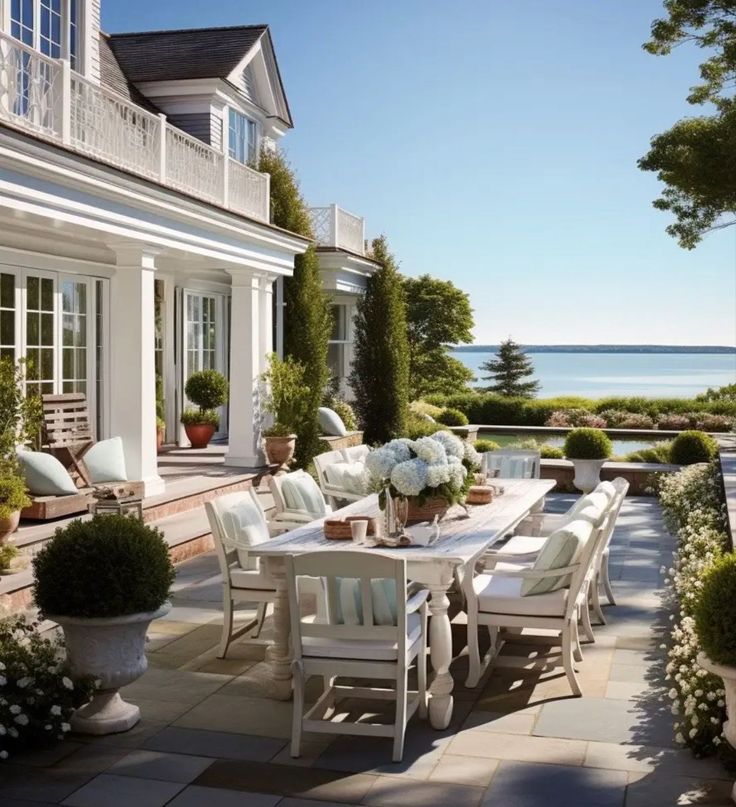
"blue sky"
103,1,736,347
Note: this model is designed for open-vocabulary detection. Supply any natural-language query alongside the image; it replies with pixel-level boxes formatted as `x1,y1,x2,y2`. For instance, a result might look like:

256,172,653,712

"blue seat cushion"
17,451,78,496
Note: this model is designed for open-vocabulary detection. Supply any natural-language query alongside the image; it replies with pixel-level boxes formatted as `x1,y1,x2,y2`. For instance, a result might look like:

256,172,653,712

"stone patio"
2,495,734,806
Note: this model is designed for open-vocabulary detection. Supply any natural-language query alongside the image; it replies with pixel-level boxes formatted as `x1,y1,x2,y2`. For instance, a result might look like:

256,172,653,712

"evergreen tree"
481,338,539,398
259,149,332,467
350,236,409,443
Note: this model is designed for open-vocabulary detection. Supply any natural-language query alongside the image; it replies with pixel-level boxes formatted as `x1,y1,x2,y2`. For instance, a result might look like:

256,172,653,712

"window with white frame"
228,108,258,166
10,0,80,67
327,304,349,383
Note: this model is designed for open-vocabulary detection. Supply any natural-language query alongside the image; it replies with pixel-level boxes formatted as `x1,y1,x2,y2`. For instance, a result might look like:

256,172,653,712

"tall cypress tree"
350,236,409,443
258,149,332,467
480,338,540,398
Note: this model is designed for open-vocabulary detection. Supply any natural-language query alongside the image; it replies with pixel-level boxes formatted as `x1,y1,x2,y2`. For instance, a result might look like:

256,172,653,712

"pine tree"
259,149,332,467
350,236,409,443
481,338,540,398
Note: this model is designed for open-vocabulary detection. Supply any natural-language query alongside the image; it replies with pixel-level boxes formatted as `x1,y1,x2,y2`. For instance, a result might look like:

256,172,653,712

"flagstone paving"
2,495,734,806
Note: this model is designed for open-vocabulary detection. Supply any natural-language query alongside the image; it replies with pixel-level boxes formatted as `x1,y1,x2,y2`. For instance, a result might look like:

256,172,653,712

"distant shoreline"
453,345,736,355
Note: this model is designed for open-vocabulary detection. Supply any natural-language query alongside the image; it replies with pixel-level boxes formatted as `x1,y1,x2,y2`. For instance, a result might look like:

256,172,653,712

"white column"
275,278,285,359
225,268,263,467
108,246,165,496
259,276,274,372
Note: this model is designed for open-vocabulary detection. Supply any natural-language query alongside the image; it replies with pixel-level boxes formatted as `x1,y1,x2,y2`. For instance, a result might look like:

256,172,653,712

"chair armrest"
321,484,365,502
489,564,580,580
406,588,430,614
272,510,315,524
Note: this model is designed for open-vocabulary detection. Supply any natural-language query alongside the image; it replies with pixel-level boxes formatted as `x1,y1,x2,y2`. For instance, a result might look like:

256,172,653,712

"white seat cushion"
494,535,546,556
475,572,568,617
281,470,327,516
594,480,616,501
301,613,422,661
325,461,367,494
220,494,271,571
229,568,275,591
318,407,347,437
521,519,594,597
343,445,370,463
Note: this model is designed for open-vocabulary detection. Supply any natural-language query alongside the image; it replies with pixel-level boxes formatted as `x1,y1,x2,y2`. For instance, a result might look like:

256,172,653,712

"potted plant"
155,374,166,453
365,432,481,524
156,417,166,453
260,354,310,470
0,474,30,544
32,515,175,735
563,427,612,493
695,554,736,800
181,369,229,449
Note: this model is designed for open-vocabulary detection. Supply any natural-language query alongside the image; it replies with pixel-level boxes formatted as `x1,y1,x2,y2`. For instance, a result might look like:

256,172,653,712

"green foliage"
402,414,440,440
540,445,564,459
261,353,310,437
697,384,736,403
564,428,613,460
695,555,736,667
263,423,295,438
624,442,673,464
184,370,228,413
480,339,540,398
670,430,718,465
410,400,443,419
323,387,358,431
155,373,165,422
180,408,219,428
436,407,469,427
640,2,736,246
350,236,409,443
0,615,94,758
0,474,30,520
0,358,42,474
403,274,474,398
259,149,331,468
33,515,175,619
474,439,500,453
0,543,18,571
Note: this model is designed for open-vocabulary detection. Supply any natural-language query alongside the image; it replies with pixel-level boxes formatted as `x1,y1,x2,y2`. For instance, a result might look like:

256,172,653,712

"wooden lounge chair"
41,393,94,486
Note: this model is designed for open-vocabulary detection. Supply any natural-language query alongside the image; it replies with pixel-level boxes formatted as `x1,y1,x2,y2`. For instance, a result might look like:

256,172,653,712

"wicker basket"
404,496,450,525
467,485,493,505
324,516,377,540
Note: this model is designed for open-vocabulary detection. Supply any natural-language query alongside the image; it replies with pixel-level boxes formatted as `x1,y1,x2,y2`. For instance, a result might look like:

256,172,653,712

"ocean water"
452,351,736,399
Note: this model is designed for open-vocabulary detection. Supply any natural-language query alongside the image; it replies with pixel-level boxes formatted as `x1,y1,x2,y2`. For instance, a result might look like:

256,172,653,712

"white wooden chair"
313,449,367,509
463,516,606,696
482,448,541,480
286,550,428,762
204,489,276,659
342,444,371,463
268,470,332,533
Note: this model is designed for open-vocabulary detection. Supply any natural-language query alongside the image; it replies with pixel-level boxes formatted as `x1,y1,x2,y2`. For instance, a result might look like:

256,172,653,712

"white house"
0,1,375,495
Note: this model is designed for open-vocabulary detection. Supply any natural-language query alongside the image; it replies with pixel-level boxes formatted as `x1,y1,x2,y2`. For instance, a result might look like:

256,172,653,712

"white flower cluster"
366,431,479,500
1,616,89,760
657,462,730,756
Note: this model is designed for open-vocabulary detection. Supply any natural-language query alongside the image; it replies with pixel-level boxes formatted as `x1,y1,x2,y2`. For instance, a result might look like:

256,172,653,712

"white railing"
0,31,270,222
308,204,366,255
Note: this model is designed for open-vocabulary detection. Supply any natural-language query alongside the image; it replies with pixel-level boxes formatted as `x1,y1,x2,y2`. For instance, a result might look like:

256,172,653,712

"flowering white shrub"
0,616,93,760
366,431,480,504
657,461,730,756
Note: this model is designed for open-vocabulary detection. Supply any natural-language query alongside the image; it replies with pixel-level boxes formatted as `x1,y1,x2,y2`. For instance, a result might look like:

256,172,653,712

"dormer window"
10,0,79,68
228,108,258,166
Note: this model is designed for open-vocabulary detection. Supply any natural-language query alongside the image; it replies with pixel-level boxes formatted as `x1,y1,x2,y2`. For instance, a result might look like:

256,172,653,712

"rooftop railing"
0,32,270,223
308,204,366,256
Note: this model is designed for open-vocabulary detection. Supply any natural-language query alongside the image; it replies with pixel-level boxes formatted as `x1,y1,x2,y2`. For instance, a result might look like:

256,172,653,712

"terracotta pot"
54,604,170,735
156,426,165,454
184,423,216,449
404,496,451,525
264,435,296,469
0,510,20,545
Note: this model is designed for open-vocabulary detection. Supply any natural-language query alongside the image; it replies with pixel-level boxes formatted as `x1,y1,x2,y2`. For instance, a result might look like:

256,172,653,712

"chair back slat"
483,449,541,479
41,393,92,448
204,489,265,580
313,449,347,492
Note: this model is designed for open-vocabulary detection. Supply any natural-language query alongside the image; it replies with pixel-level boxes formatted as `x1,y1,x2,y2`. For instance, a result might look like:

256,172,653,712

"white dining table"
251,477,555,730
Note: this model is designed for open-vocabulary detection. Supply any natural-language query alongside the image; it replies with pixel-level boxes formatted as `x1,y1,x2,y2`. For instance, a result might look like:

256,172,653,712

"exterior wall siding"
87,0,102,83
166,112,214,146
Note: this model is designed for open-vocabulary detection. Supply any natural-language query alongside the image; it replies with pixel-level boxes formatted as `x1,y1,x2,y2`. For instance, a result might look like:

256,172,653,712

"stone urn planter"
264,434,296,471
184,423,216,449
0,510,20,545
698,652,736,803
570,459,606,494
54,603,170,735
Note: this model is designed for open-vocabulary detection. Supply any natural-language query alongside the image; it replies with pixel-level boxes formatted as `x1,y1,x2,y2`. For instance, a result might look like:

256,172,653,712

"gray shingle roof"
99,33,161,113
106,25,268,83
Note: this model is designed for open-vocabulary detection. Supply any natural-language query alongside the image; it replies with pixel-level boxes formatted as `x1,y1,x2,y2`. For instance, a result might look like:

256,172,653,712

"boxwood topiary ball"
563,427,613,460
436,408,469,427
670,430,718,466
694,555,736,667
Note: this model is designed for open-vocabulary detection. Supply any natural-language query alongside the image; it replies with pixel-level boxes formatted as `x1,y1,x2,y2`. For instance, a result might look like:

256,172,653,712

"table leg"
428,580,454,730
263,557,292,701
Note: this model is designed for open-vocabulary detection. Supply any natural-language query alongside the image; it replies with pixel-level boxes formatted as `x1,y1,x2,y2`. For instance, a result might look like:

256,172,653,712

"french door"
179,289,228,438
0,265,105,436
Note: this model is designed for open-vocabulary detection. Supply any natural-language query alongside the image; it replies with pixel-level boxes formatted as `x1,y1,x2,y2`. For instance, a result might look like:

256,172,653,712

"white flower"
0,676,6,687
9,705,20,715
384,439,412,462
0,750,7,760
8,727,18,738
16,677,32,689
61,722,71,733
50,705,62,717
431,431,465,460
0,661,5,671
62,677,74,690
411,437,446,465
14,714,29,726
463,441,482,469
0,724,5,735
366,448,400,481
390,459,428,497
425,463,451,489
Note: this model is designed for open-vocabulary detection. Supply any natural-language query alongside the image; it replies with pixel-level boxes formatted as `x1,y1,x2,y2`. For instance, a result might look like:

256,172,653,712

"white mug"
350,519,369,544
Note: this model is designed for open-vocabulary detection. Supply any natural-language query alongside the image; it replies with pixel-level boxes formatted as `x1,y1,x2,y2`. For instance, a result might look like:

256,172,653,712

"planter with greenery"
181,370,229,449
0,474,30,544
564,427,613,492
670,430,718,466
260,354,310,470
32,515,175,735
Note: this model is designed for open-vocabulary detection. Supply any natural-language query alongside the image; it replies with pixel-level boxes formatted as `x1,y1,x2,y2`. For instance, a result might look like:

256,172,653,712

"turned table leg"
263,557,292,701
427,580,454,730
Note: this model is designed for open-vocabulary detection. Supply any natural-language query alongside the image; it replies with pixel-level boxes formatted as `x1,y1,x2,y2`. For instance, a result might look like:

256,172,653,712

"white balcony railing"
308,204,365,256
0,32,270,223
